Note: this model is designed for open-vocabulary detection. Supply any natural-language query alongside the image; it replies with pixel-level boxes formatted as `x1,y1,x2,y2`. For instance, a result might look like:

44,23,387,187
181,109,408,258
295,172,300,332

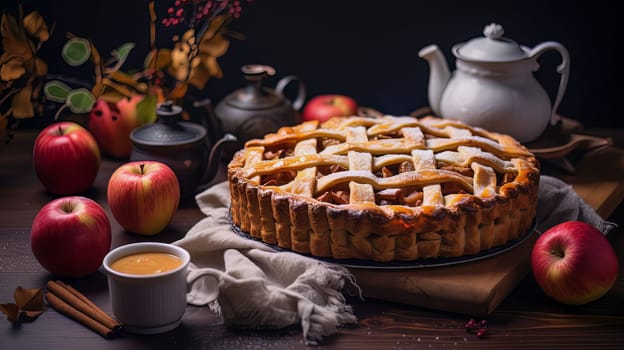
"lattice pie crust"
228,115,540,262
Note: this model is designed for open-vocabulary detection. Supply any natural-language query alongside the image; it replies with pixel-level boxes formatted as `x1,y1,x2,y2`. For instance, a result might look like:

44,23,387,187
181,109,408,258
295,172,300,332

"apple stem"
61,201,74,213
140,163,145,175
550,249,564,258
57,125,63,135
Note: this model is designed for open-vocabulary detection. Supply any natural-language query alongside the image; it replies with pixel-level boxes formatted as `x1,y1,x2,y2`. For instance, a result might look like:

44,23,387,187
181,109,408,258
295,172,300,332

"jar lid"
130,102,206,147
453,23,528,62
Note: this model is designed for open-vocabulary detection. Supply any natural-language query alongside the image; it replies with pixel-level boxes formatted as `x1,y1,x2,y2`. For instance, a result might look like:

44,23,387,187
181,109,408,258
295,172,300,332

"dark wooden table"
1,129,623,350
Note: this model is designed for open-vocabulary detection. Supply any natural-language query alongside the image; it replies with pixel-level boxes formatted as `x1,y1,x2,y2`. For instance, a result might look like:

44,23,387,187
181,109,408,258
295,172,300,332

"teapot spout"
201,133,238,185
418,44,451,116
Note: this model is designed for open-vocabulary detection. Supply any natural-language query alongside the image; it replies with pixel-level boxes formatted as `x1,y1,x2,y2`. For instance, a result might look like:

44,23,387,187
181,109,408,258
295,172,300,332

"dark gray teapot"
215,64,305,153
130,102,236,197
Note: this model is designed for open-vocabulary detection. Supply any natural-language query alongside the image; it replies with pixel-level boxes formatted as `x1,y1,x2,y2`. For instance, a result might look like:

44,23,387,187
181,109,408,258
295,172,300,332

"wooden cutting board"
349,146,624,317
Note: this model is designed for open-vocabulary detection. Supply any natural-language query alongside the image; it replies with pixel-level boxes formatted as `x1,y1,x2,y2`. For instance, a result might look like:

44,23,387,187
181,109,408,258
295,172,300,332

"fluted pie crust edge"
227,115,540,262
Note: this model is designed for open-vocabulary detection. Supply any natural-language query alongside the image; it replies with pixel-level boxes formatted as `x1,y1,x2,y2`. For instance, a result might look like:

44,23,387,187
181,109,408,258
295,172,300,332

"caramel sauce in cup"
110,252,183,275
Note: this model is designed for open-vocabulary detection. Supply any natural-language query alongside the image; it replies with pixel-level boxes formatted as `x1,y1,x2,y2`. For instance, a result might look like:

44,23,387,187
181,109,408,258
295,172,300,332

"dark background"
5,0,623,128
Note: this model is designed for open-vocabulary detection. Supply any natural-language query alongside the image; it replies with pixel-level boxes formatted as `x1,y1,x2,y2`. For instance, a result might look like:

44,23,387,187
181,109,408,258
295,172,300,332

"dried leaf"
100,77,136,98
148,0,156,47
0,9,48,123
0,56,26,81
170,45,189,67
108,71,142,90
188,61,211,89
198,34,229,57
11,84,34,118
98,85,126,103
1,13,32,60
0,287,45,323
168,82,188,100
182,29,195,44
190,55,223,89
91,81,105,98
90,41,102,84
34,57,47,77
23,11,49,42
171,63,189,82
14,286,44,312
0,303,19,323
144,48,171,71
200,15,227,41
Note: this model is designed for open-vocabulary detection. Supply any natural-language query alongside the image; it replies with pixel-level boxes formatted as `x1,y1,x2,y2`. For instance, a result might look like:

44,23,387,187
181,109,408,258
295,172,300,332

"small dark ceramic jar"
130,102,236,197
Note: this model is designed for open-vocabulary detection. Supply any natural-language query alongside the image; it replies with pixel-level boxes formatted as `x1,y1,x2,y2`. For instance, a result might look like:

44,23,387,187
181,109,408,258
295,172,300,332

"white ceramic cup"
103,242,190,335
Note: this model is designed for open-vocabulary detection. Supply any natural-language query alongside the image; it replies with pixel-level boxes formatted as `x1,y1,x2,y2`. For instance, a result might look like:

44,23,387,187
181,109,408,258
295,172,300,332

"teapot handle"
529,41,570,126
275,75,306,111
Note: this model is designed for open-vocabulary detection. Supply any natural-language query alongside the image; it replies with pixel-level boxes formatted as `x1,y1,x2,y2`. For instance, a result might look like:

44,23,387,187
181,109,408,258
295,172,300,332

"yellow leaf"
91,81,104,97
188,63,210,89
201,15,227,39
144,48,171,71
148,0,156,46
23,11,49,42
89,41,102,83
167,82,188,101
1,13,32,60
170,46,188,69
199,34,230,57
11,84,34,118
0,56,26,81
100,77,135,99
34,57,47,77
190,56,201,69
173,64,189,82
98,86,126,103
203,56,223,78
182,29,195,43
108,71,141,89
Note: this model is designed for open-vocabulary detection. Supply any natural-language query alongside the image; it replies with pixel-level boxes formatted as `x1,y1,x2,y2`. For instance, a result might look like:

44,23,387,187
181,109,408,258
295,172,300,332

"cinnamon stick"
46,292,114,339
46,280,121,332
54,280,122,333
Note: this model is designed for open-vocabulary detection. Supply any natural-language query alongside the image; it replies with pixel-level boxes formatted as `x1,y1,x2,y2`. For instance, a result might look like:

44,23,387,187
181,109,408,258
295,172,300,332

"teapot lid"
131,102,206,147
222,65,283,110
453,23,528,62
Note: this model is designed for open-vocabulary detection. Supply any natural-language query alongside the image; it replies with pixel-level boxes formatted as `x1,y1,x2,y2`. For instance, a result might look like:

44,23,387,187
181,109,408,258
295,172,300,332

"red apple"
88,95,154,159
107,161,180,235
531,221,618,305
301,94,358,122
31,196,112,278
33,121,101,195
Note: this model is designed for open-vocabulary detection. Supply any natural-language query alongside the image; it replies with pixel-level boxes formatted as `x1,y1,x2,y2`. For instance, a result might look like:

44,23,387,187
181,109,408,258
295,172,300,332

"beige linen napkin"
173,182,358,345
174,175,615,343
536,175,616,235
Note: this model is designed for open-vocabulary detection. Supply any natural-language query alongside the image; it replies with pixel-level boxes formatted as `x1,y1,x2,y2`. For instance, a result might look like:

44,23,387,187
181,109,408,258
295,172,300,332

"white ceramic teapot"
419,23,570,143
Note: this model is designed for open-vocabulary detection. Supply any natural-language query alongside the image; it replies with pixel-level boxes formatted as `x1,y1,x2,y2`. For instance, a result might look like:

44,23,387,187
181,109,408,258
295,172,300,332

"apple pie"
228,115,539,262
